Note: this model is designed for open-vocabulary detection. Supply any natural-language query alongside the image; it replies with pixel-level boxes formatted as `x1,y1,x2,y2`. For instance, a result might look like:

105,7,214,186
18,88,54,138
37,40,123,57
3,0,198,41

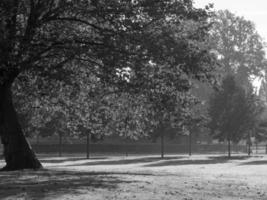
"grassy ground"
1,154,267,200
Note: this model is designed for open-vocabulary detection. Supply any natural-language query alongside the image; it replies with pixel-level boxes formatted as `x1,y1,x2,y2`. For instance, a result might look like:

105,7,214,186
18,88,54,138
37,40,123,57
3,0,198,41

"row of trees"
0,0,218,170
208,75,265,157
1,1,267,170
207,9,267,157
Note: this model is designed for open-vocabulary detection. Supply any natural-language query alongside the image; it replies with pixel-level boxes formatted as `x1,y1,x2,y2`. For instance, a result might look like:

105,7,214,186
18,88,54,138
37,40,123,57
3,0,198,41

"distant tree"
183,104,208,156
147,89,203,158
210,10,266,86
256,82,267,143
208,75,263,158
254,121,267,143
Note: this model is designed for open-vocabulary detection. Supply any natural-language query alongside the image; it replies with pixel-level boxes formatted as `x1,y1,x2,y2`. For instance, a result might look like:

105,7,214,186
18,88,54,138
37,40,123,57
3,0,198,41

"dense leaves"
1,0,218,140
208,75,264,143
210,10,266,86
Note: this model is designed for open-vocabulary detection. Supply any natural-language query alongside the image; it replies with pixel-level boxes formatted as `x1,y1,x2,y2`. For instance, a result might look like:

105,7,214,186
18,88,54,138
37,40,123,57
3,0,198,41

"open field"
1,154,267,200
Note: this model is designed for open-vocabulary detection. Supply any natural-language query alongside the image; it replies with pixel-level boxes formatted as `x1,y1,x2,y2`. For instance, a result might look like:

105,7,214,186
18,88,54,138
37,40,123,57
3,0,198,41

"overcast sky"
194,0,267,42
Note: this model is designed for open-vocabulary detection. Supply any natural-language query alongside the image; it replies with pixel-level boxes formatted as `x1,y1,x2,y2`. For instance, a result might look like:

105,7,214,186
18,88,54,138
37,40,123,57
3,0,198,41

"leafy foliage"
1,1,219,143
208,75,264,143
210,10,266,86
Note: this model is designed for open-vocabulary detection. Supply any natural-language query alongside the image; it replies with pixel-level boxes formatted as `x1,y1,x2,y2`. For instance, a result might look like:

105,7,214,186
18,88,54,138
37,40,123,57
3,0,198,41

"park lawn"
1,154,267,200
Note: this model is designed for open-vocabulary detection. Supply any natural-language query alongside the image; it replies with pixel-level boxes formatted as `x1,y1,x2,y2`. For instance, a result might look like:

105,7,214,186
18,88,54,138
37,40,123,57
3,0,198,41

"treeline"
0,1,266,170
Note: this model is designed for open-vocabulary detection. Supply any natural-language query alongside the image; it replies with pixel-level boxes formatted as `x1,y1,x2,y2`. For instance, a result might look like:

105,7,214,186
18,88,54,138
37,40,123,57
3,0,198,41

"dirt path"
1,154,267,199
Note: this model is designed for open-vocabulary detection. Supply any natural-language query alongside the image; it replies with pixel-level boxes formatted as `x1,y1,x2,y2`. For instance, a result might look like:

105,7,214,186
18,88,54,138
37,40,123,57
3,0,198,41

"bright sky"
194,0,267,91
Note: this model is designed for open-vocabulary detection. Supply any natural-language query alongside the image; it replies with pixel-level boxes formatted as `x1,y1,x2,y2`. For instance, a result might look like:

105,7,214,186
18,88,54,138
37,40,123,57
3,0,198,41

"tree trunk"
0,83,42,171
125,140,128,157
160,130,164,159
188,131,192,156
59,132,62,157
227,139,231,158
86,132,90,159
247,132,251,156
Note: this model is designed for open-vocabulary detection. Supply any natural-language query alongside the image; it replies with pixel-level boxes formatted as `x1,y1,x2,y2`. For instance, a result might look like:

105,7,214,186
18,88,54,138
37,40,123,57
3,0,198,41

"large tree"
208,75,263,158
0,0,217,170
210,10,266,86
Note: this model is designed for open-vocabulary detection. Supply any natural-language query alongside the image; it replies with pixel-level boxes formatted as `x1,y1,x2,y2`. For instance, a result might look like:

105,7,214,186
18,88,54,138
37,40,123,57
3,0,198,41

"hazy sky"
194,0,267,41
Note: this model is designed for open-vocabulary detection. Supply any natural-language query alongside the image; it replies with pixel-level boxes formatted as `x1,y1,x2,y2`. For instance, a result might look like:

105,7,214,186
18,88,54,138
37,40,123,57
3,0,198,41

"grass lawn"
1,154,267,200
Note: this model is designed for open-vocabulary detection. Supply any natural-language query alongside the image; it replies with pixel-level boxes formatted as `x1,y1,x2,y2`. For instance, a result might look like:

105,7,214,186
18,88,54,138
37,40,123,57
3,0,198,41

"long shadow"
239,160,267,165
144,158,231,167
0,169,138,199
63,156,186,167
144,155,254,167
40,157,108,164
208,155,251,160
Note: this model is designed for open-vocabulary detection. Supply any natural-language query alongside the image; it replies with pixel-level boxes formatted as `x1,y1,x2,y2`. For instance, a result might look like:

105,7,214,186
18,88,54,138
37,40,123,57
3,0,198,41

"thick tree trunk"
0,83,42,171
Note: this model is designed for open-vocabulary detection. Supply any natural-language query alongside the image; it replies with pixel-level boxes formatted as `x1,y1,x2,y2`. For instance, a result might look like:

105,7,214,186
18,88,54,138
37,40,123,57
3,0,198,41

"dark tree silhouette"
208,75,263,158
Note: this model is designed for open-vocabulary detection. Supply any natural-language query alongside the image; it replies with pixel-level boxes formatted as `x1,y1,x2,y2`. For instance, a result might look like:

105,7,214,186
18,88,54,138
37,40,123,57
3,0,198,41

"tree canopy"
210,10,266,86
208,75,264,157
0,0,219,170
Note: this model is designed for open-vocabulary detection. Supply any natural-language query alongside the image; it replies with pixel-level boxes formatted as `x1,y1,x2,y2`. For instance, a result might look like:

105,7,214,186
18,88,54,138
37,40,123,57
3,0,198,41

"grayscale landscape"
1,0,267,199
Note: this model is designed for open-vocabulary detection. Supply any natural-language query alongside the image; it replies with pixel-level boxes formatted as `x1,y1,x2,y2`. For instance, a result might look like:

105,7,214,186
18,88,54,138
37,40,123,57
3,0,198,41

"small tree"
208,75,263,158
184,105,207,156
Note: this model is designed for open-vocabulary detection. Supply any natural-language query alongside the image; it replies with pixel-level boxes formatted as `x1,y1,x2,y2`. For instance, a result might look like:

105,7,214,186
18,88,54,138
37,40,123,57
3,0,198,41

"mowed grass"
1,154,267,200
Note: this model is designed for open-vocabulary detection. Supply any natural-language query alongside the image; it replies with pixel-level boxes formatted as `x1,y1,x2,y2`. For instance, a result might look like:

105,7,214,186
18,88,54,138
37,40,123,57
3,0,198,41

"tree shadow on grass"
0,169,138,200
62,156,186,167
143,155,254,167
40,157,108,164
208,155,251,160
239,160,267,165
209,155,266,166
144,159,226,167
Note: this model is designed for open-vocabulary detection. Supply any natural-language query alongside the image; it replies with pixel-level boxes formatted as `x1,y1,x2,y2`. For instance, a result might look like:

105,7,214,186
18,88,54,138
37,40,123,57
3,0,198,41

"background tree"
256,77,267,148
210,10,266,86
183,103,208,156
208,75,263,158
208,10,267,157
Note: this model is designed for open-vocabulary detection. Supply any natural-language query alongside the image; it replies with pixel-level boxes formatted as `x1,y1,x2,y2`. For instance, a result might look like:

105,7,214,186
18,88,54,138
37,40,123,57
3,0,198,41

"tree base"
1,135,43,171
0,81,42,171
0,165,43,171
0,158,43,171
1,149,43,171
0,161,43,171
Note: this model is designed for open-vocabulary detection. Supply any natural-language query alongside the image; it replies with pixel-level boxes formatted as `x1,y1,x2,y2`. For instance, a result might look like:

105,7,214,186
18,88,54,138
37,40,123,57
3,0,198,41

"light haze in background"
194,0,267,42
194,0,267,90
